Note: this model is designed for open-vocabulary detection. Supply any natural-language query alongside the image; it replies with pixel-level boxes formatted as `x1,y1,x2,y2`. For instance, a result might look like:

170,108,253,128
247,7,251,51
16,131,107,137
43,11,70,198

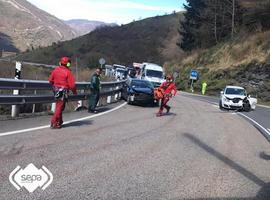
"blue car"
122,78,156,105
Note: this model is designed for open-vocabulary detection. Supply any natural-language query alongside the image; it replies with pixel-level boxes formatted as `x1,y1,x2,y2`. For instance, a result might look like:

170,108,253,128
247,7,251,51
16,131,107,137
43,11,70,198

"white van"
113,64,127,80
140,63,165,88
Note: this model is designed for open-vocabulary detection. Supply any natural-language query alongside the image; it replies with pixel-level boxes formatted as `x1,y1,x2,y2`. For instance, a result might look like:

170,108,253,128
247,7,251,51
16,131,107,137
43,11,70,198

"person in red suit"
49,57,77,129
156,75,177,117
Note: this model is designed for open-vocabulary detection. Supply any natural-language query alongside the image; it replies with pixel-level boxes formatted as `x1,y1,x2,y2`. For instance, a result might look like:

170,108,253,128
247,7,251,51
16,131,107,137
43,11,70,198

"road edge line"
238,112,270,138
0,102,127,137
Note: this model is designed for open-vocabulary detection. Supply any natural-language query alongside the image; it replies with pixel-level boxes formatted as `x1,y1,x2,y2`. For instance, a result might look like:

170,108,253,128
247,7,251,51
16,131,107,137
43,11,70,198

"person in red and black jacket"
49,57,77,129
156,75,177,117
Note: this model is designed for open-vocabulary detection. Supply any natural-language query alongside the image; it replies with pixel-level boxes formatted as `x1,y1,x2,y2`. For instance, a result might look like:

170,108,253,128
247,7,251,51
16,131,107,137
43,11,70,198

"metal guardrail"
0,78,125,105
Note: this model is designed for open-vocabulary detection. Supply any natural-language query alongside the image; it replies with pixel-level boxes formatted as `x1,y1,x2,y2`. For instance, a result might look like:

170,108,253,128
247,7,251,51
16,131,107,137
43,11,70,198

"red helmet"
60,57,71,66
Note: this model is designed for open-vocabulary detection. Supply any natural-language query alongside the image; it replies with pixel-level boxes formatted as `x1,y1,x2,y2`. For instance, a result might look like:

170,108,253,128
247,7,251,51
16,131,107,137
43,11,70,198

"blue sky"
27,0,186,24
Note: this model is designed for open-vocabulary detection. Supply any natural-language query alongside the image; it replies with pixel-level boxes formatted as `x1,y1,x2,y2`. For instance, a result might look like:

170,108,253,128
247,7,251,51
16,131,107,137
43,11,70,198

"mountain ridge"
65,19,117,36
0,0,77,52
18,13,184,67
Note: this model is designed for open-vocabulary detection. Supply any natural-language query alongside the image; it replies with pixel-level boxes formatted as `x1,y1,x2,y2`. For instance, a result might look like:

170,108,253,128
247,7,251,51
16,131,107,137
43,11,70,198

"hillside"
162,0,270,103
166,30,270,102
0,0,77,52
65,19,117,37
17,13,184,67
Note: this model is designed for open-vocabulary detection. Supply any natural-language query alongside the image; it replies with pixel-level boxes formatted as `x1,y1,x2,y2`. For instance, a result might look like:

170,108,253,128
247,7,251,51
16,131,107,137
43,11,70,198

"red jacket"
159,81,177,95
49,66,77,94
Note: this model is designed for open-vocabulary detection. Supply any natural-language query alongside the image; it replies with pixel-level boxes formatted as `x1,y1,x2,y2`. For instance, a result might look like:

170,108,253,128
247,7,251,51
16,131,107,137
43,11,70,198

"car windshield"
131,80,153,89
146,70,163,78
225,88,246,95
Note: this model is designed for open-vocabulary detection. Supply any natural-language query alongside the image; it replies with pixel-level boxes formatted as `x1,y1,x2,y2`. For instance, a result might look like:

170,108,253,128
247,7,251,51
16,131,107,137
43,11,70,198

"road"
181,92,270,142
0,94,269,199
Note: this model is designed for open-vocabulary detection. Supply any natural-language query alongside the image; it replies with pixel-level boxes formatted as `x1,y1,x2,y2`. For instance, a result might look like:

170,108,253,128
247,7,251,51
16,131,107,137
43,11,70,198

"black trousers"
88,91,100,111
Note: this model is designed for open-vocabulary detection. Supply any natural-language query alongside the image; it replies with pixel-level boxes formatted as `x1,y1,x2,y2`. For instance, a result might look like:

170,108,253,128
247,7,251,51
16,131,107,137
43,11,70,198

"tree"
180,0,206,50
180,0,242,51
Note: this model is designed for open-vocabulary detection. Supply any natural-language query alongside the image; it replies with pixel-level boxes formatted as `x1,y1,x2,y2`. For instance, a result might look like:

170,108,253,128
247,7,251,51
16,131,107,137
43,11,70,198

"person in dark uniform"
88,68,102,113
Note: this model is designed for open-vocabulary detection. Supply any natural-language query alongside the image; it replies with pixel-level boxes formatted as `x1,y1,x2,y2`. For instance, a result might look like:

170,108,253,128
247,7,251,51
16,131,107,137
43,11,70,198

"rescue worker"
88,68,102,113
49,57,77,129
202,81,207,95
156,75,177,117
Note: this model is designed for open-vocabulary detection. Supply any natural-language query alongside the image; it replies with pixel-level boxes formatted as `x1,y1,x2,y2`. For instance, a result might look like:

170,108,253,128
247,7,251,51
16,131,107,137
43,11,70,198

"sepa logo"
9,163,53,193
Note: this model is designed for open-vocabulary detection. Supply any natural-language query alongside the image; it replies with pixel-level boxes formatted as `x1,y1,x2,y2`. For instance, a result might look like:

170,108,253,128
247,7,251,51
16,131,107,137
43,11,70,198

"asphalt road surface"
0,94,269,199
181,92,270,142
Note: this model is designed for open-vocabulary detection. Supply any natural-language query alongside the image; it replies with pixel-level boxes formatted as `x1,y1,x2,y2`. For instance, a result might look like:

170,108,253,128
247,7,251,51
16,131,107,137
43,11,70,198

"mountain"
65,19,117,37
0,0,77,52
18,13,184,67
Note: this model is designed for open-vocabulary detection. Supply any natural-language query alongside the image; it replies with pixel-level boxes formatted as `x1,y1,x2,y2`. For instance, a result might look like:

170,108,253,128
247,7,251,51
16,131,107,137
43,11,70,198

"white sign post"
99,58,106,69
11,62,22,118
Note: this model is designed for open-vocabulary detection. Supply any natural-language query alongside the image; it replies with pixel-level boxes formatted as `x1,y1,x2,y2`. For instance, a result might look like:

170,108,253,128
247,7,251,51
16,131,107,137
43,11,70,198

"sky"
27,0,186,24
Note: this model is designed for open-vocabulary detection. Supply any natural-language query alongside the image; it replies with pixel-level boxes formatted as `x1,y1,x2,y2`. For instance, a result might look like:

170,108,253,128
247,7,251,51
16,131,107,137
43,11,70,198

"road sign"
190,70,198,80
99,58,106,65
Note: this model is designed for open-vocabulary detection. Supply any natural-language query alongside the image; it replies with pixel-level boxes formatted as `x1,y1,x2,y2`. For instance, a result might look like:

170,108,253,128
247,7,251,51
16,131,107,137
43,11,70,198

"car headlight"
223,97,230,102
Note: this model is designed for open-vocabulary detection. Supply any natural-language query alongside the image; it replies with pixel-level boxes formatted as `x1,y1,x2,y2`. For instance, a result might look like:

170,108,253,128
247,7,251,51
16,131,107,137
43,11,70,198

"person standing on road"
88,68,102,113
202,81,207,95
49,57,77,129
156,75,177,117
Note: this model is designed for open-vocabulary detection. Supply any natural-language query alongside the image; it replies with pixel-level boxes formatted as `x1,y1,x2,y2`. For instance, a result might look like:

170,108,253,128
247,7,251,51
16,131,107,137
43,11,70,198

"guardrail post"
11,62,22,118
107,96,111,104
51,103,56,113
115,85,119,100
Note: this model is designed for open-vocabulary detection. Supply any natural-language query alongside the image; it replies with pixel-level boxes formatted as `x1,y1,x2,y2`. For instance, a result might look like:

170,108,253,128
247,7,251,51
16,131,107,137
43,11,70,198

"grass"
166,30,270,103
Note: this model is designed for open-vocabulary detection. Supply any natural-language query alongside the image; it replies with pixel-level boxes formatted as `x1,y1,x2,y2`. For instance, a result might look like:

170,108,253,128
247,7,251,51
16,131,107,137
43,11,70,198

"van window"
146,70,163,78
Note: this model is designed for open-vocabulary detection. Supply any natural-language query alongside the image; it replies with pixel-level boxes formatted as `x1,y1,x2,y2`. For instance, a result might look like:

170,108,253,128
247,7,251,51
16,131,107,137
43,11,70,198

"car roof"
225,85,244,90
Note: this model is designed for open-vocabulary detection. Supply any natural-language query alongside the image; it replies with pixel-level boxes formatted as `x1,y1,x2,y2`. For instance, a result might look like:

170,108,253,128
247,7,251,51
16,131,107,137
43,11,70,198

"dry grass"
179,31,270,71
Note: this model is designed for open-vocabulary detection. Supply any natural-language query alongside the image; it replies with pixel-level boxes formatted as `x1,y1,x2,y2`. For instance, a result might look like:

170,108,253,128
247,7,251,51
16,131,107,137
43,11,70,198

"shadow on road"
63,120,92,128
97,107,111,112
183,133,270,200
259,152,270,161
159,113,177,117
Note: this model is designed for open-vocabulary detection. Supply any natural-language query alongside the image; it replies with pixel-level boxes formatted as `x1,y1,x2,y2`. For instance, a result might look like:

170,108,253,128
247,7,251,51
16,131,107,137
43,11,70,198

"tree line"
180,0,270,51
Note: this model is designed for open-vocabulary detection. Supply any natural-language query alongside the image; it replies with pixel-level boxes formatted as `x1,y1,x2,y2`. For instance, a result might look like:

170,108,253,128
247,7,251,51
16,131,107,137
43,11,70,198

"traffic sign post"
99,58,106,69
189,70,198,93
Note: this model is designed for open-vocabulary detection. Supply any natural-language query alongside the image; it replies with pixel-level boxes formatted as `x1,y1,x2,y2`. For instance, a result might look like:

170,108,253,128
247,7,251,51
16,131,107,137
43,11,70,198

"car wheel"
243,101,251,112
152,99,159,107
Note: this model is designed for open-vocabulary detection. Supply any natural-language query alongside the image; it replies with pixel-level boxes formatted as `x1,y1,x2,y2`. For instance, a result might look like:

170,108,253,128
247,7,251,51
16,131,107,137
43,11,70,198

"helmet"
60,57,71,67
166,75,173,82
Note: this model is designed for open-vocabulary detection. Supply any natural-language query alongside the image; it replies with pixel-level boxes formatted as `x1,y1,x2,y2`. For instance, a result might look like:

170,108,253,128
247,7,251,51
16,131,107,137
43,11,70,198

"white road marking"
268,128,270,132
258,104,270,109
238,113,270,136
0,102,127,137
